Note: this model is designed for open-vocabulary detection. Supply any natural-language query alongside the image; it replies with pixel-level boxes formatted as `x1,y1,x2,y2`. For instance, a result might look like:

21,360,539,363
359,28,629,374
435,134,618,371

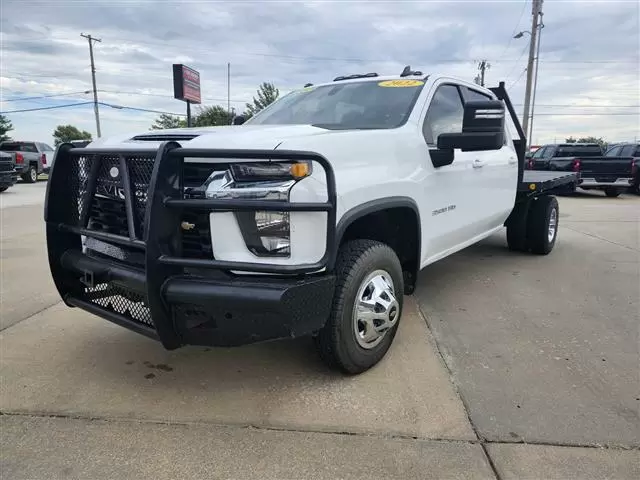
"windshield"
246,79,425,130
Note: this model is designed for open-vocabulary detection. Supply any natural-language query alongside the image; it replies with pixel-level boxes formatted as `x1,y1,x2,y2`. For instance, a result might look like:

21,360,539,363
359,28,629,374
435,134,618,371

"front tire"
527,196,559,255
22,165,38,183
604,187,620,198
315,240,404,374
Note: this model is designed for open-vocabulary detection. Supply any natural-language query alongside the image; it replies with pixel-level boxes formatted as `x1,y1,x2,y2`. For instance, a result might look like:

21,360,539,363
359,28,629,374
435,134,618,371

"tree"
244,82,279,118
53,125,93,146
194,105,233,127
0,115,13,142
150,113,187,130
565,136,607,148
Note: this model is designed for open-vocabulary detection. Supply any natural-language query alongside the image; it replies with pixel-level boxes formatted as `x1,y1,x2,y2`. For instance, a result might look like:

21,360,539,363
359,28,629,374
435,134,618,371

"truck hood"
88,124,337,150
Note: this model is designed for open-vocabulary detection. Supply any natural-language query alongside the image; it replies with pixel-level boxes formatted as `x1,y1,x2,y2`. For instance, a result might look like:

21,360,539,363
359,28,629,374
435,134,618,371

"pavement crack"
0,409,478,445
0,300,62,333
2,409,638,452
564,225,639,252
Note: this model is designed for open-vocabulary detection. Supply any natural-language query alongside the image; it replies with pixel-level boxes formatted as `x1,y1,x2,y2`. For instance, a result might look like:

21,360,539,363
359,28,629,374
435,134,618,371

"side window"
620,145,635,157
635,146,640,157
422,84,464,145
44,144,54,151
532,147,546,159
605,146,622,157
465,88,492,102
543,147,554,159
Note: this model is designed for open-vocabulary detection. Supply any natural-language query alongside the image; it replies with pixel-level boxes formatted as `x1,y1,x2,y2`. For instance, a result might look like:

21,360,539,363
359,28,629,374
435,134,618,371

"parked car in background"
604,142,640,195
526,143,635,197
0,151,18,192
0,141,54,183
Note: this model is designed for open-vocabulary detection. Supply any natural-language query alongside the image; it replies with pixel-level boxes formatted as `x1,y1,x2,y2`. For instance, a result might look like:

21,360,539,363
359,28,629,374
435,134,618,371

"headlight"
198,161,311,259
231,161,311,182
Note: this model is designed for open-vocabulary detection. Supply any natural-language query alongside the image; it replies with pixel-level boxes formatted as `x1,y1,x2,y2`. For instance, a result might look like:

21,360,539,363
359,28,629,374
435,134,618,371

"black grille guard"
44,141,337,348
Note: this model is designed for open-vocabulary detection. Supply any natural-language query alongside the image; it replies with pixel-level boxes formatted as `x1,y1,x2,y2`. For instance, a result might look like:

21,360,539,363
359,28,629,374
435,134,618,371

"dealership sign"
172,64,201,104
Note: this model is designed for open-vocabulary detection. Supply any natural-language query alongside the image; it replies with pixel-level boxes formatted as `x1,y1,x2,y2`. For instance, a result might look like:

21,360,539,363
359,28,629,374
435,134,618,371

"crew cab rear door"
460,86,518,227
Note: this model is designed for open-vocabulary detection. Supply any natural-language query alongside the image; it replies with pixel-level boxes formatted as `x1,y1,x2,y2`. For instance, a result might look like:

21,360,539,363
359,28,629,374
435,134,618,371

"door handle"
473,159,485,168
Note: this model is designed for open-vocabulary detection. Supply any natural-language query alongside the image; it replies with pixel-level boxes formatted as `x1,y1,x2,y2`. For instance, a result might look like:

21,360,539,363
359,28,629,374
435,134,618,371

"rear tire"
21,165,38,183
315,240,404,374
527,196,559,255
0,186,8,193
604,187,620,198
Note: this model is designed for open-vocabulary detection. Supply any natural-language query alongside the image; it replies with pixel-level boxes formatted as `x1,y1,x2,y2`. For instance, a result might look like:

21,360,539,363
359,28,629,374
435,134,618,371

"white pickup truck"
45,69,576,374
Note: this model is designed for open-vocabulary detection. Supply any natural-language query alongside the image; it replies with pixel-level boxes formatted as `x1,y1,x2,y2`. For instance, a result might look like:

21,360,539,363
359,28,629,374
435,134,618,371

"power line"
504,43,530,82
99,102,187,116
513,104,640,108
1,102,93,114
99,89,249,104
7,34,638,65
497,0,529,61
1,91,92,102
518,112,639,116
508,68,527,90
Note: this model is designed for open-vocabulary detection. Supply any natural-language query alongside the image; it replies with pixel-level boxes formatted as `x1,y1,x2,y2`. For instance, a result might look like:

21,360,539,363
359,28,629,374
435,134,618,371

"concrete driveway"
1,185,638,479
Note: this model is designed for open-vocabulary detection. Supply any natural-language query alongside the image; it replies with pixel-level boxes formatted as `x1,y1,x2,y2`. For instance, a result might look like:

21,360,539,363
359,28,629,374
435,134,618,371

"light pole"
515,18,544,146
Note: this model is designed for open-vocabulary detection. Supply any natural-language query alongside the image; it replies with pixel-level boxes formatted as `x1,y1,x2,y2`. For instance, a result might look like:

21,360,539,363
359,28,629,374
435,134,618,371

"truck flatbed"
519,171,577,193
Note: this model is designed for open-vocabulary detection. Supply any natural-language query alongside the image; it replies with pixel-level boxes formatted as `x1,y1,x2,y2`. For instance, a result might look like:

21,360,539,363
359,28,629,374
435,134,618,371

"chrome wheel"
548,207,557,243
353,269,399,349
29,167,37,182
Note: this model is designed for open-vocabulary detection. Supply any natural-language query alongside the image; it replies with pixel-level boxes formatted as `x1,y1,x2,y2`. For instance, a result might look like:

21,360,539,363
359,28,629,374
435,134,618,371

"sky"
1,0,638,146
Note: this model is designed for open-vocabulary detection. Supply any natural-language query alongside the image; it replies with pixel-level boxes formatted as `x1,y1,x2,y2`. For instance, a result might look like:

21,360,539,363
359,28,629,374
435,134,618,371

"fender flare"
330,196,422,277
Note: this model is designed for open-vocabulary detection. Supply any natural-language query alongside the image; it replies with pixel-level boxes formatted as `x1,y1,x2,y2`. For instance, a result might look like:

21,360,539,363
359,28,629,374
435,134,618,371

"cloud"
0,0,638,145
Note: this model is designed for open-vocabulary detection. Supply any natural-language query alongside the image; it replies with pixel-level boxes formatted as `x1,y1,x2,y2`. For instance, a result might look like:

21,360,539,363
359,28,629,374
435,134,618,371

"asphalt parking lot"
1,182,638,479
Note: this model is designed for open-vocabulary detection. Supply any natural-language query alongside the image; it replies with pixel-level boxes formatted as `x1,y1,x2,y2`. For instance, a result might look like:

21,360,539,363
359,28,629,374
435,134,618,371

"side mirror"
232,115,246,125
437,100,505,152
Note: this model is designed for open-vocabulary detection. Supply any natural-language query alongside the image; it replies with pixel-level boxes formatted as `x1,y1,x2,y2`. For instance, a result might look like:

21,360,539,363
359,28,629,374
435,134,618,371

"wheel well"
339,206,420,294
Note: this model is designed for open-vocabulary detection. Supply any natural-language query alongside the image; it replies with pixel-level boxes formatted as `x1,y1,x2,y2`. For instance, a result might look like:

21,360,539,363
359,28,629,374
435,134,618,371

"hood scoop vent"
131,133,201,142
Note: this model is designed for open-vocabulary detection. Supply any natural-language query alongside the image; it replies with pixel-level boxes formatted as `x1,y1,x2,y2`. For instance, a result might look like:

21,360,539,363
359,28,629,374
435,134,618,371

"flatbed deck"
519,171,577,193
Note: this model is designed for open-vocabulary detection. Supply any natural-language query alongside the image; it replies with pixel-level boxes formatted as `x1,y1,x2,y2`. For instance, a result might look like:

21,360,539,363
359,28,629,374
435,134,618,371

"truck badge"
181,221,196,231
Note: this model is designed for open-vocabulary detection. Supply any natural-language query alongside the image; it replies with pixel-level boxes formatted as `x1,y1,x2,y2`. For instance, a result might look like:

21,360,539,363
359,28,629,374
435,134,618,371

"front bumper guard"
44,142,338,349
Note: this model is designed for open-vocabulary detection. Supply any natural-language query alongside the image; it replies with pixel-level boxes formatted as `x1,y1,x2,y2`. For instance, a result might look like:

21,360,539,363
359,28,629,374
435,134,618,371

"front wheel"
315,240,404,374
604,187,620,198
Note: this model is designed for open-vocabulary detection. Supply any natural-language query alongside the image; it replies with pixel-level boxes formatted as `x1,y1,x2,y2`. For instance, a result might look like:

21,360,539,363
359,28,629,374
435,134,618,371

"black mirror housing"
437,100,505,152
232,115,246,125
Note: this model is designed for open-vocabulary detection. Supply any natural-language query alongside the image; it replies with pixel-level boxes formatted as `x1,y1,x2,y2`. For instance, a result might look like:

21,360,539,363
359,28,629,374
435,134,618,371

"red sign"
173,64,201,104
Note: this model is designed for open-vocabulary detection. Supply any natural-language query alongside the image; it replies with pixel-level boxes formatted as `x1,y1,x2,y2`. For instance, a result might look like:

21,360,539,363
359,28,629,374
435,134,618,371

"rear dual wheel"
315,240,404,374
507,195,559,255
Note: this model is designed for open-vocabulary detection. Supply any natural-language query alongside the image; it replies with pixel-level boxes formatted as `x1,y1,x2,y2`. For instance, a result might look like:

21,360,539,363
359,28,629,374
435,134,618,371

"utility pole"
528,19,544,145
522,0,543,146
227,62,231,122
81,33,102,138
477,60,490,87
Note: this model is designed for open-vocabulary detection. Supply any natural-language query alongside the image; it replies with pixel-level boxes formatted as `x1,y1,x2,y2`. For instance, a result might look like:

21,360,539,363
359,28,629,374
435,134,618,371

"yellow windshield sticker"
378,79,424,87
